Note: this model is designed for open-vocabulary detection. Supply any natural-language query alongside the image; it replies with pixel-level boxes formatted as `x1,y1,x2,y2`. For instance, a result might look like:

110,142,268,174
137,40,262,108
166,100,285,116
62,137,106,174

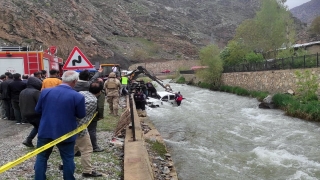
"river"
147,82,320,180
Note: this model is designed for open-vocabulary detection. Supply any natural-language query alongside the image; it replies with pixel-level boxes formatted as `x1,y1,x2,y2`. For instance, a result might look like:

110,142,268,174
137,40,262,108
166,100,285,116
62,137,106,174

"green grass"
219,86,320,121
97,105,124,132
198,82,212,89
250,91,269,101
273,93,320,121
232,86,250,96
145,139,167,158
219,85,268,101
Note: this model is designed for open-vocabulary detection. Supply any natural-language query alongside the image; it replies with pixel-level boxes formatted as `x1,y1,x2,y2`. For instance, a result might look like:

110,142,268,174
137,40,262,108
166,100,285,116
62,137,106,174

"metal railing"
179,70,195,74
223,53,320,73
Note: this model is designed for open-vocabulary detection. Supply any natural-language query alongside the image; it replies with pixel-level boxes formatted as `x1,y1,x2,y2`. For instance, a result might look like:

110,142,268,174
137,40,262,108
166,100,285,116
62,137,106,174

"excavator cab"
125,66,169,93
100,64,121,78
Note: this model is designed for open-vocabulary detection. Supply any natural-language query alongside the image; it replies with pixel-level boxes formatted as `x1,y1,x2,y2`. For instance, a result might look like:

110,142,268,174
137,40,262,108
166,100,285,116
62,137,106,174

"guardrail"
223,53,320,73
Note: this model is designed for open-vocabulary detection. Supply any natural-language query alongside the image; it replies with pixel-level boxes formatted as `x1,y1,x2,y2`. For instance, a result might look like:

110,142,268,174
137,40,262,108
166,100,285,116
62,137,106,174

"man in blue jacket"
34,70,86,180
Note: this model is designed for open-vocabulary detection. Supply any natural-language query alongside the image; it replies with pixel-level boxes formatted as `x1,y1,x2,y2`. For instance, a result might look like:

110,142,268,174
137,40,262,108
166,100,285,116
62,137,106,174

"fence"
223,53,320,73
179,70,195,74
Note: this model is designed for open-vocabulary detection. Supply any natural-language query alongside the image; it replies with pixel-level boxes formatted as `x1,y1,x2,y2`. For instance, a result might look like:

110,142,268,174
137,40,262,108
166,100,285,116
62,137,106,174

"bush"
272,93,295,108
245,51,264,63
198,82,212,89
217,86,320,121
295,70,319,102
250,91,269,101
273,94,320,121
232,86,250,96
176,76,186,84
219,85,234,93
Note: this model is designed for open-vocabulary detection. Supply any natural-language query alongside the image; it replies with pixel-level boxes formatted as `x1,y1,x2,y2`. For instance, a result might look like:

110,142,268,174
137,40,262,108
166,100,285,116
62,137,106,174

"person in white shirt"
112,65,117,73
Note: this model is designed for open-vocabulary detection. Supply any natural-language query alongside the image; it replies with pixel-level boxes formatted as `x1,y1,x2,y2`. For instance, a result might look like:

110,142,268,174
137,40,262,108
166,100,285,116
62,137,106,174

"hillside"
0,0,262,68
0,0,313,69
290,0,320,24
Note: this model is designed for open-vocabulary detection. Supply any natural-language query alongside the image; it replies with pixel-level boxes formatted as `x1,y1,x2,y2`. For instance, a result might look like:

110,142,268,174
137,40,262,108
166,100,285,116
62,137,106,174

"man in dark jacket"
74,68,102,92
88,80,105,152
0,73,14,120
19,77,42,147
0,74,6,119
8,73,26,124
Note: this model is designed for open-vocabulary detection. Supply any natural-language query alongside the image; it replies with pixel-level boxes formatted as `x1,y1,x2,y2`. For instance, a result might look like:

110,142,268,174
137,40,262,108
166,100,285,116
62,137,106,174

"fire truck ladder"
26,48,40,75
0,46,29,51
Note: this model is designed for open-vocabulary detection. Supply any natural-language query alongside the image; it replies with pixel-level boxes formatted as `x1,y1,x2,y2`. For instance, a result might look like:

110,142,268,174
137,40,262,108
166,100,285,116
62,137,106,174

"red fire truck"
0,46,64,77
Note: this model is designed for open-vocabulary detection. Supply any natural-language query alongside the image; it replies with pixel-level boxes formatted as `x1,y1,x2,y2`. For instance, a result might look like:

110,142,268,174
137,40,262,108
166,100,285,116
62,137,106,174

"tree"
220,40,249,66
233,0,295,58
197,44,223,86
309,16,320,39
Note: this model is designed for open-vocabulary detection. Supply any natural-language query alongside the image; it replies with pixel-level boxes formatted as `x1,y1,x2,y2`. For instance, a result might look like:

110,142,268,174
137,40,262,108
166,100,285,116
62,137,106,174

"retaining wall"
221,68,320,95
129,60,200,74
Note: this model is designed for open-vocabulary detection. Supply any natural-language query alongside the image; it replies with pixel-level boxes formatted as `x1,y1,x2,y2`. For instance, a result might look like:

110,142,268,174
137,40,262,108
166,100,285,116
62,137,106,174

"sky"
284,0,311,9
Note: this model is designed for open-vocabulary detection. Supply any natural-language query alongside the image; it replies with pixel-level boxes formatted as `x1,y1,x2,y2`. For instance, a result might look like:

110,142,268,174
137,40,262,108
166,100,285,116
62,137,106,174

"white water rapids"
146,82,320,180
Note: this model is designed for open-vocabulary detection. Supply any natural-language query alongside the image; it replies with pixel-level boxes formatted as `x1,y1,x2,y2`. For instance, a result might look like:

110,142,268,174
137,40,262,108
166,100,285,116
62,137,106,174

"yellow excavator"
100,63,121,78
125,66,167,89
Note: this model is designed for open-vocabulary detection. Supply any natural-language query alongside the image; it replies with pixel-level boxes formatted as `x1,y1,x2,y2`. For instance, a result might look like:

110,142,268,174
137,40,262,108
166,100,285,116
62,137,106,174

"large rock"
259,95,275,109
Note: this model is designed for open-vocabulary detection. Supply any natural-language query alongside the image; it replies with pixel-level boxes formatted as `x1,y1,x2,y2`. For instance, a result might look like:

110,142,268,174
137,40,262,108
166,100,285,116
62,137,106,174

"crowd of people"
0,67,181,179
0,68,127,179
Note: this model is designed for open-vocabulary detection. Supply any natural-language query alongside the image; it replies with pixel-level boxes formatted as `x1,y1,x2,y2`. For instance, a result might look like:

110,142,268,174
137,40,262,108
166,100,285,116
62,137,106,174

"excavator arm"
126,66,167,89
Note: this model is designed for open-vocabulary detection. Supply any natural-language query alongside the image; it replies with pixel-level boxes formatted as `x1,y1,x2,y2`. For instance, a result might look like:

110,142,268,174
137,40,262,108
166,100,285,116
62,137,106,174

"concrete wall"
130,60,320,95
306,45,320,54
129,60,200,74
221,68,320,94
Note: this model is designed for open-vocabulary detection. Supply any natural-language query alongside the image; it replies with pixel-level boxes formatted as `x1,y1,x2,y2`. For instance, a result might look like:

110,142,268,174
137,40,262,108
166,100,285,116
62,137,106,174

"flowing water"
147,82,320,180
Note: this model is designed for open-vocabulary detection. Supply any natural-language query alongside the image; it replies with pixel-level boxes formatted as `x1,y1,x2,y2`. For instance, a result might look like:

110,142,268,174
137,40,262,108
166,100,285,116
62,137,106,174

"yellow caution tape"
0,112,97,174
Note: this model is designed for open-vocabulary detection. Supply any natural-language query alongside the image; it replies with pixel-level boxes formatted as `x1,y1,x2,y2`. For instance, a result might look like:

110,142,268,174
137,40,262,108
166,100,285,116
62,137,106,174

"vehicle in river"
146,91,177,107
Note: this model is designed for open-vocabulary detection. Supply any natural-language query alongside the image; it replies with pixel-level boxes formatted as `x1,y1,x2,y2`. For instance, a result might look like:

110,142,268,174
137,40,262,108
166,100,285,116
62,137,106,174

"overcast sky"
284,0,311,9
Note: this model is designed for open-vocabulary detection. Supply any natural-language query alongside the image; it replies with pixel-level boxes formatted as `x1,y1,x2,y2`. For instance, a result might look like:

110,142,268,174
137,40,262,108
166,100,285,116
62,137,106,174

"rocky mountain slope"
290,0,320,24
0,0,263,68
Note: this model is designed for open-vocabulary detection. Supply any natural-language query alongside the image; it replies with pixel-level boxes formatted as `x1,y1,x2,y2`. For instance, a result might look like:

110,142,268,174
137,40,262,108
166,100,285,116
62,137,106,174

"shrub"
176,76,185,84
232,86,250,96
295,70,319,102
250,91,269,101
219,85,234,93
245,51,264,63
198,82,212,89
272,93,295,108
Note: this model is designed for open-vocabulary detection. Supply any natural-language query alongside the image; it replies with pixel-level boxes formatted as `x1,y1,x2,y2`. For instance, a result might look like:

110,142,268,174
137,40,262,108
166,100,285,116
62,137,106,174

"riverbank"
123,99,178,180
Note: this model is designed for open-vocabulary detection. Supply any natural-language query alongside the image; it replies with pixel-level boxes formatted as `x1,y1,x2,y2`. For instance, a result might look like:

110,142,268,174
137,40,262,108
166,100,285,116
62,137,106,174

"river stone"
163,166,170,174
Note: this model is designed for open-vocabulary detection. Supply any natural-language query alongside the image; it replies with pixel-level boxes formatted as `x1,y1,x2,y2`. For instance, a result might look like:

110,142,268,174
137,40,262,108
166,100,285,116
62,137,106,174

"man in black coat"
19,77,42,147
8,73,26,124
0,73,14,120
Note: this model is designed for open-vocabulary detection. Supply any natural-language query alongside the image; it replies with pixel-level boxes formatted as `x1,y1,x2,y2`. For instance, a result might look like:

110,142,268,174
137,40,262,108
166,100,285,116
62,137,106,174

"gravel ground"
0,119,123,180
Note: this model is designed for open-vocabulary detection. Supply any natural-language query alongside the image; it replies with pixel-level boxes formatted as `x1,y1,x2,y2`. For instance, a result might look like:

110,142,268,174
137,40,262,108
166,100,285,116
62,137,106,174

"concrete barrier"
124,95,154,180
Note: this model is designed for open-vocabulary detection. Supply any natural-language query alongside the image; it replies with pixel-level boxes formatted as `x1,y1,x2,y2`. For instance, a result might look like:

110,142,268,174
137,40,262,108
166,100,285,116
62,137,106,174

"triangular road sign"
62,46,94,70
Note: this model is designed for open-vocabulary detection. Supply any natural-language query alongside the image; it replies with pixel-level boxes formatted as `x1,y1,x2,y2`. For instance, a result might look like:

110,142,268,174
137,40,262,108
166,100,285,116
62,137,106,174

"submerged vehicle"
146,91,177,108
